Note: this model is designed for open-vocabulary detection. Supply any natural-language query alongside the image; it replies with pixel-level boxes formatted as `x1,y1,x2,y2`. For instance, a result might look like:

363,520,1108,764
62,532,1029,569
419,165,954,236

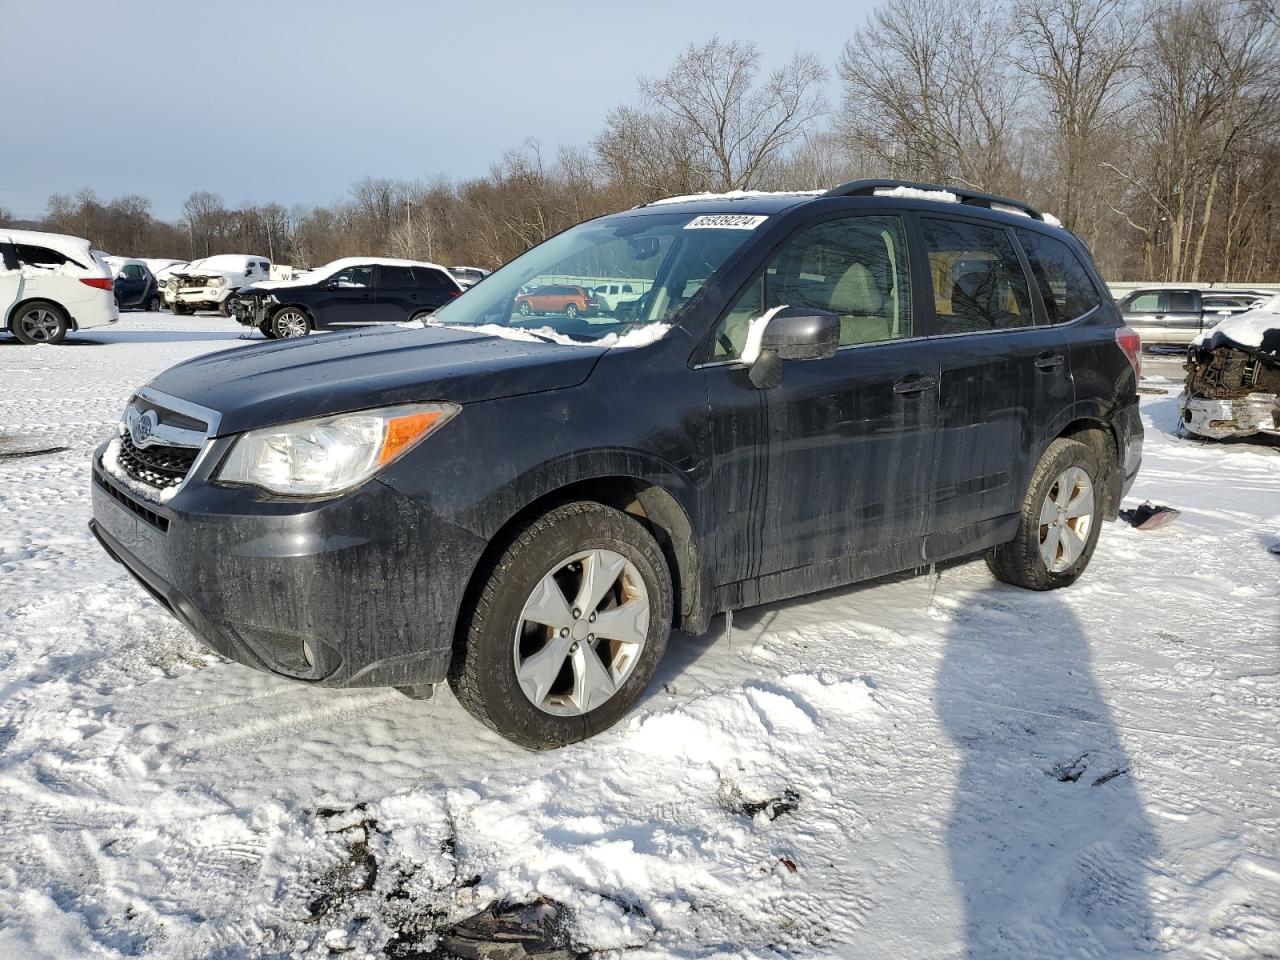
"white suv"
1,229,119,344
169,254,271,315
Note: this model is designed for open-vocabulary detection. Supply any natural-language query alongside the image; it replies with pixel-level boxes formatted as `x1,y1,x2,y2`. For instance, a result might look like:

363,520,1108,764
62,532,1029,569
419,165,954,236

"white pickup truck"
168,254,272,315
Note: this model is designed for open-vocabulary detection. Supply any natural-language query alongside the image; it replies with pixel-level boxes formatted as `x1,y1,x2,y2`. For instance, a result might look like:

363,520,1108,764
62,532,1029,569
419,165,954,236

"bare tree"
640,37,827,191
838,0,1024,192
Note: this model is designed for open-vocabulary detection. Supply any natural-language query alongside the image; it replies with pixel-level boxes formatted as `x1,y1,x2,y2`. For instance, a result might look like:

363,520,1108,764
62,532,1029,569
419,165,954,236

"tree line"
5,0,1278,283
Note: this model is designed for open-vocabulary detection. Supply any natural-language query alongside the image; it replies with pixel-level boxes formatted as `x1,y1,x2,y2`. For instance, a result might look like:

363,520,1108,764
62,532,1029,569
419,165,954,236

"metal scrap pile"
1181,296,1280,440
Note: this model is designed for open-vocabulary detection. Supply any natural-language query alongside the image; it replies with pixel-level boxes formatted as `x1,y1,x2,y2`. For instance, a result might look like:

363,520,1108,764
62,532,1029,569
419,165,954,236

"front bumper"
89,443,486,689
175,287,228,307
1181,393,1279,439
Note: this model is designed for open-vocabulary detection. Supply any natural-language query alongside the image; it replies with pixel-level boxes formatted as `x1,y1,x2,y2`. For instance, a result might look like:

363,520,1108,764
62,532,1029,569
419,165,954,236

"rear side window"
15,244,85,269
1166,291,1197,312
2,244,21,270
415,268,456,291
380,266,415,287
921,218,1032,334
1015,230,1102,324
1126,292,1161,312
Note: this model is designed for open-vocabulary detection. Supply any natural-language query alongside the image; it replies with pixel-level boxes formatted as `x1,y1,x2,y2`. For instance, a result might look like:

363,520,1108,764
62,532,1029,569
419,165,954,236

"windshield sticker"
684,214,768,230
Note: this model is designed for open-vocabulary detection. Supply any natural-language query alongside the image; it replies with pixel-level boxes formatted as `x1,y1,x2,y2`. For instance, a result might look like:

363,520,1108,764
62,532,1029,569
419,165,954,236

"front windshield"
428,212,761,341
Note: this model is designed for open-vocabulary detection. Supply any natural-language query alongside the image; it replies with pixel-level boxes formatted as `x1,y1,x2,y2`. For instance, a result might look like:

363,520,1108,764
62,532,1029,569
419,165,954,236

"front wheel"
172,303,189,316
257,320,278,339
449,501,673,749
272,307,311,339
517,301,533,316
218,297,235,318
12,302,69,344
987,438,1102,590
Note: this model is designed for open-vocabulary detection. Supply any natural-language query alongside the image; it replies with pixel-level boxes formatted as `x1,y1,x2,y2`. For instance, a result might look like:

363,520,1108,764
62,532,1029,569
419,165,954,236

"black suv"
230,258,463,338
90,180,1143,749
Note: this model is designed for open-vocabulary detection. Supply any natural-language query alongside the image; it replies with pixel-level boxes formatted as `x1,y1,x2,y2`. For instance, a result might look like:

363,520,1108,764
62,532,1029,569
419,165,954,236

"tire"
172,303,189,316
218,297,235,318
146,295,161,312
449,501,673,749
257,320,278,339
986,438,1103,590
272,307,311,339
517,301,533,316
564,302,579,319
11,302,70,345
408,309,434,324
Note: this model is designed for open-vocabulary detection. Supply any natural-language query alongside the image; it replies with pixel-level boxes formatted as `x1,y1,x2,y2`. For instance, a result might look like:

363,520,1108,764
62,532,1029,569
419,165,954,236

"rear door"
705,210,937,586
373,265,419,322
918,215,1073,546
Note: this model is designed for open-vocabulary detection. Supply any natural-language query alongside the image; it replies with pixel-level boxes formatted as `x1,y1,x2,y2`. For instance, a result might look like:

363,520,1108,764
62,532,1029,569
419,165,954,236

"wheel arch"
6,297,71,334
456,470,706,644
1054,416,1121,520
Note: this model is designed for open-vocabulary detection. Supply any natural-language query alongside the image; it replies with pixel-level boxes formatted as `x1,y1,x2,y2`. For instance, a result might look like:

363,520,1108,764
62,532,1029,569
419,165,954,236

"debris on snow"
1119,501,1182,531
437,897,580,960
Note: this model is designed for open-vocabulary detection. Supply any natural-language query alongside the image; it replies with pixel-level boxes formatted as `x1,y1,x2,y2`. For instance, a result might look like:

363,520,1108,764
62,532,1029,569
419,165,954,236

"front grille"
117,433,199,490
96,470,170,532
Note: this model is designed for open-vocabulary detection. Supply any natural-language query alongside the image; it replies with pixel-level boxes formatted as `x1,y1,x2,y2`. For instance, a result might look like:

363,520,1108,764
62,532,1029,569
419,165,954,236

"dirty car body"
90,181,1143,747
1182,296,1280,440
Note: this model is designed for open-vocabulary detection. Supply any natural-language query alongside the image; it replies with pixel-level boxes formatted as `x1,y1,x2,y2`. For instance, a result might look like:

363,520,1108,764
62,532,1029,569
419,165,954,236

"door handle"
893,375,938,395
1035,352,1065,370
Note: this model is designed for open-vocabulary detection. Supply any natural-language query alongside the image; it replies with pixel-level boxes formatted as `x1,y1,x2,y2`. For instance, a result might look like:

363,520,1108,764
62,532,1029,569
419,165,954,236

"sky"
0,0,874,221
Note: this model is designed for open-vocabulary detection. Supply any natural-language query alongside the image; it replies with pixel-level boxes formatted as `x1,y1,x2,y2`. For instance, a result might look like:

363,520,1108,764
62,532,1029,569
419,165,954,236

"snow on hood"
174,255,267,278
402,318,673,350
1195,295,1280,350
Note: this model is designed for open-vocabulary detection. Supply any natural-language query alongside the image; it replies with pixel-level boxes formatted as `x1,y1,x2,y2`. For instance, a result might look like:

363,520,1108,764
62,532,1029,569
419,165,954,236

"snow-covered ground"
0,313,1277,959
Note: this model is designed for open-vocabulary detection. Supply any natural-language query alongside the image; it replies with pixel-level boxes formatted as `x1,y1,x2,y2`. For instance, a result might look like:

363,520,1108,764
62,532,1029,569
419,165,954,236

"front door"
704,211,937,592
314,264,374,327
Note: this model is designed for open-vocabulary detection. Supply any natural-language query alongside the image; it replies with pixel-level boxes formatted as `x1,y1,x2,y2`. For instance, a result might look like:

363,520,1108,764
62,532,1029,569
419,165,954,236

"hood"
173,267,239,280
1197,296,1280,353
146,325,605,435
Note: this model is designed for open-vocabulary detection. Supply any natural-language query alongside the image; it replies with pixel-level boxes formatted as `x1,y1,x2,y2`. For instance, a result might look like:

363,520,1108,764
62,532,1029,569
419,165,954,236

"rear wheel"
408,309,434,324
564,302,579,319
146,294,161,312
272,307,311,339
449,501,673,749
12,302,69,345
987,438,1102,590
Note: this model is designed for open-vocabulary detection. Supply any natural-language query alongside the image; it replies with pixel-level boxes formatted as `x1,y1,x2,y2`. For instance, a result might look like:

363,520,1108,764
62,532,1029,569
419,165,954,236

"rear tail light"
80,277,114,291
1116,325,1142,379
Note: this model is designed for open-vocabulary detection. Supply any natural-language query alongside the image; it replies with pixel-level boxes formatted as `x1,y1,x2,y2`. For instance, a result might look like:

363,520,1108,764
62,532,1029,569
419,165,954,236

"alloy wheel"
1038,466,1094,573
19,308,62,343
513,548,650,716
274,309,309,338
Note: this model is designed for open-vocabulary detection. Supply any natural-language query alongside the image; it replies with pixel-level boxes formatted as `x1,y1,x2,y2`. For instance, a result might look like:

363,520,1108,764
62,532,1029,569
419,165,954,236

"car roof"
2,228,95,256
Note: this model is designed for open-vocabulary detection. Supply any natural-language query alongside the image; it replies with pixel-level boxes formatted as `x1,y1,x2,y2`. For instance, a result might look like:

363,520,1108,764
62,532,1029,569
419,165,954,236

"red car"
514,284,597,318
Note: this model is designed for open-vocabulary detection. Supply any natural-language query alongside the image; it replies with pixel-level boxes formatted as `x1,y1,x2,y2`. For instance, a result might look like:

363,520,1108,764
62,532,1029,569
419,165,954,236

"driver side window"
712,215,913,360
330,266,372,288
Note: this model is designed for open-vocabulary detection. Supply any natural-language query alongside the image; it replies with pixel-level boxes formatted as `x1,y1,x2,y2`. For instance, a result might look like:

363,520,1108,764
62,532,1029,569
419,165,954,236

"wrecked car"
89,179,1142,749
1182,296,1280,440
169,254,271,316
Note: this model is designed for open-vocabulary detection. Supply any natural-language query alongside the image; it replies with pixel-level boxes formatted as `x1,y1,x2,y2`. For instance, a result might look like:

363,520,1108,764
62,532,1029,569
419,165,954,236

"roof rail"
823,179,1047,222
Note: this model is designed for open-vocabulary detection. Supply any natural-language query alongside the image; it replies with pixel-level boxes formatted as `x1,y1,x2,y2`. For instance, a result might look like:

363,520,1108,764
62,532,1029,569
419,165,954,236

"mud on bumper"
89,449,486,689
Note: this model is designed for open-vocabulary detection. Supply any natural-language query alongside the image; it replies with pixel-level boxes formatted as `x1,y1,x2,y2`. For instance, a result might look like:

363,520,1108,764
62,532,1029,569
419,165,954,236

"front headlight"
210,277,227,288
216,402,459,496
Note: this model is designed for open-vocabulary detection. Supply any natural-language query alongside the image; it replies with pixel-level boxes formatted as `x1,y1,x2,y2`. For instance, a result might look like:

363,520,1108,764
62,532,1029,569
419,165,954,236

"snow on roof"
643,189,826,207
872,185,960,203
179,254,269,274
1198,295,1280,350
1,228,95,256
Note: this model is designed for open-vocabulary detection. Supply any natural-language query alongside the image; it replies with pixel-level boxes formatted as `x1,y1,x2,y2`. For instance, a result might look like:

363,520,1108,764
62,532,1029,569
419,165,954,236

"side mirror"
749,307,840,388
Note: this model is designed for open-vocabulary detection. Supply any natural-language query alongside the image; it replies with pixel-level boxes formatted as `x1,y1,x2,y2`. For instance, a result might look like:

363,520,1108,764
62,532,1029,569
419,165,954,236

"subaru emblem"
130,409,159,447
